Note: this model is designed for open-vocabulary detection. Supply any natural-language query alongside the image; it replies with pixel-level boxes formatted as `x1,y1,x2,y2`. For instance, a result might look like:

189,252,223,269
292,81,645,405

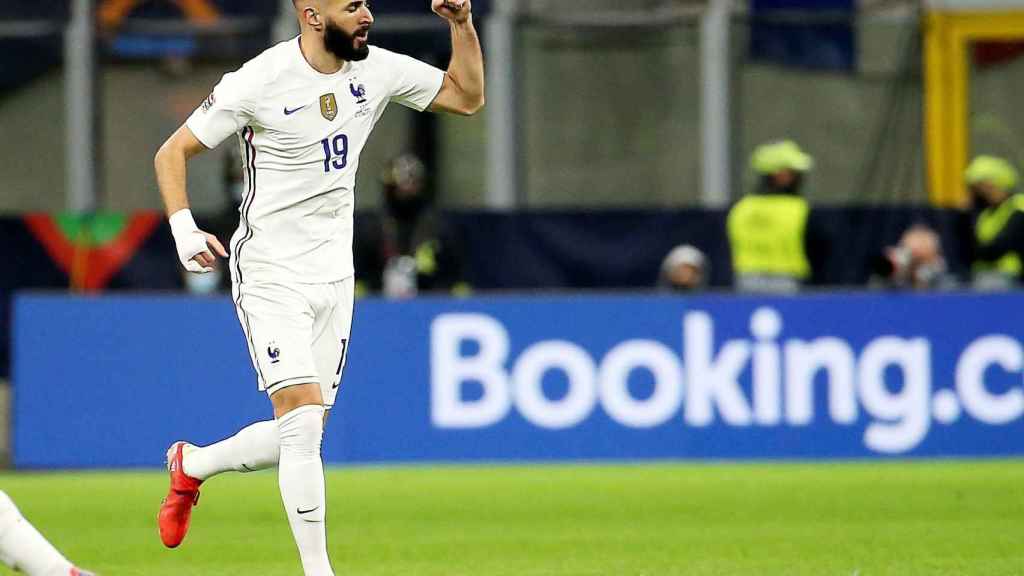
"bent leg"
183,420,280,481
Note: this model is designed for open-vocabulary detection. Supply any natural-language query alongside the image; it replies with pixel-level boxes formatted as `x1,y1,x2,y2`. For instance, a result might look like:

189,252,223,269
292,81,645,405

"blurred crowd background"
3,0,1024,380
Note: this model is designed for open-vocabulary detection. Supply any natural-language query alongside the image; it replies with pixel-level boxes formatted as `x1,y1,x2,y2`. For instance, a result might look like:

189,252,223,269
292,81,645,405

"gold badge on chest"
320,93,338,121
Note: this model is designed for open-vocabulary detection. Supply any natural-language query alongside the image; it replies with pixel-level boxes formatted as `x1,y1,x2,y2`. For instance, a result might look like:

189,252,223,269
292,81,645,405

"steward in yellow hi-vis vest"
728,140,819,293
966,155,1024,290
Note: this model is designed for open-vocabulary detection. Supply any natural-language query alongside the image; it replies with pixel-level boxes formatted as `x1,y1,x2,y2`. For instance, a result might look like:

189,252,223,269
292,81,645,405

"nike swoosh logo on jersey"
283,105,308,116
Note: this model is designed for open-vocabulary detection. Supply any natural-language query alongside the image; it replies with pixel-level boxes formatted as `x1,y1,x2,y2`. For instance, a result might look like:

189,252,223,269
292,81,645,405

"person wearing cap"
966,155,1024,289
727,140,828,293
658,244,708,292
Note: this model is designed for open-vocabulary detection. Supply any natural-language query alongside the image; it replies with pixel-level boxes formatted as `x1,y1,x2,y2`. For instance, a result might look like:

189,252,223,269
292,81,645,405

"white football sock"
182,420,280,481
278,405,333,576
0,490,75,576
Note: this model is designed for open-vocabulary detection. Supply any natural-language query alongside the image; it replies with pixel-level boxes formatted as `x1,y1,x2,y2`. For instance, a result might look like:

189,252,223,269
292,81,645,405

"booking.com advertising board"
11,292,1024,468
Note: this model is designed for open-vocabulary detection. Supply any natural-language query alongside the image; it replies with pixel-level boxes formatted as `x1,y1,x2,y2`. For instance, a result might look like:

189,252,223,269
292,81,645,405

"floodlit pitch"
1,461,1021,575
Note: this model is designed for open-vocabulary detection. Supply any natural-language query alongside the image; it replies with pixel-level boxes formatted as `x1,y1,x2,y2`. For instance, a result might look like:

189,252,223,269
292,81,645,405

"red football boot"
158,441,202,548
70,568,96,576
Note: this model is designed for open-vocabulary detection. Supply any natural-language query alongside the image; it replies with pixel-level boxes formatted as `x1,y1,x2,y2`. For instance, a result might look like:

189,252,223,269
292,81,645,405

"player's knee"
270,382,323,419
277,405,325,459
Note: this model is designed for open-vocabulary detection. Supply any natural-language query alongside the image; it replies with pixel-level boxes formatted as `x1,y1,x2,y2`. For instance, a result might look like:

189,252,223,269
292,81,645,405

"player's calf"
181,420,280,480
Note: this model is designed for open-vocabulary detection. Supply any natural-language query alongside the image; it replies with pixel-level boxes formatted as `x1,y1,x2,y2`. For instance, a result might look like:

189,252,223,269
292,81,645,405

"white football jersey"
186,38,445,285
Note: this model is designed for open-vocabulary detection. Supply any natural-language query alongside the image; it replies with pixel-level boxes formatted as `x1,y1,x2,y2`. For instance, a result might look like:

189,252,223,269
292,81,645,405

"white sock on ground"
0,490,75,576
277,404,333,576
182,420,280,481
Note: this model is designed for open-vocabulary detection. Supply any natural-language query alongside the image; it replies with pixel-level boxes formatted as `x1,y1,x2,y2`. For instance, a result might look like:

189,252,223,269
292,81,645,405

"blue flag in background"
750,0,856,72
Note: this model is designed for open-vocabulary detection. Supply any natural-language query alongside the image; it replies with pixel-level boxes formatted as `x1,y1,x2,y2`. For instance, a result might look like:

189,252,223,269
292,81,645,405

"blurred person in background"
354,153,469,298
966,155,1024,290
658,244,707,292
0,490,93,576
727,140,829,293
870,224,954,290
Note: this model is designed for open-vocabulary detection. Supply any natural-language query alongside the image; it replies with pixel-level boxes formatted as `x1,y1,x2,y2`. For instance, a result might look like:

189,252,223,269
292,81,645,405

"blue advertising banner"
12,292,1024,468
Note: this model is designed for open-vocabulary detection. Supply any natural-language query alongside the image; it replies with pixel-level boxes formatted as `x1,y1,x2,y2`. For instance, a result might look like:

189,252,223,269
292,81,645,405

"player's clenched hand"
432,0,471,23
169,209,228,273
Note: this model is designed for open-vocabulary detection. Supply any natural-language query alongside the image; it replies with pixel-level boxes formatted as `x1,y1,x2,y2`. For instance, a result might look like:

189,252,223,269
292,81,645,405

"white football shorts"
232,278,354,408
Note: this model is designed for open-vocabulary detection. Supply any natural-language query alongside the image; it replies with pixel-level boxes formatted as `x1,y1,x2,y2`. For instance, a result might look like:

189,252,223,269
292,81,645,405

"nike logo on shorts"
297,506,320,515
284,105,308,116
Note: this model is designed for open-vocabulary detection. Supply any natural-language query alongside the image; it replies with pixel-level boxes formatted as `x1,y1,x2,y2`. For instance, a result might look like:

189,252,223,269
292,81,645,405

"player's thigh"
311,277,355,409
234,282,321,397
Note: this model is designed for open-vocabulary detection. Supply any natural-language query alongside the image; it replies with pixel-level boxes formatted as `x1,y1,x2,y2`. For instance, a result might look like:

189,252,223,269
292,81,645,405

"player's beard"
323,19,370,62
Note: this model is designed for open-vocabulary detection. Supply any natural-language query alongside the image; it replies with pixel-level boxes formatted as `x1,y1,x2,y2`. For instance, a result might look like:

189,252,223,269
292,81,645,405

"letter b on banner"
431,314,512,428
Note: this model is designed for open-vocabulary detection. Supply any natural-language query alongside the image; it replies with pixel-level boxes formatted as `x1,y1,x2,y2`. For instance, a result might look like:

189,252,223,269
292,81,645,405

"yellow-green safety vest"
727,194,811,280
975,194,1024,277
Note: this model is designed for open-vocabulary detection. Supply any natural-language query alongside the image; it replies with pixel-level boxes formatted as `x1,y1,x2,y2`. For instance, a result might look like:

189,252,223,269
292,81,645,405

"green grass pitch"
1,461,1022,575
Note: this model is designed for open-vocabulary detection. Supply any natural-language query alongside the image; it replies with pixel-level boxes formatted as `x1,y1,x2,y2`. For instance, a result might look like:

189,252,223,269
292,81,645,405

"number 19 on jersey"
321,134,348,173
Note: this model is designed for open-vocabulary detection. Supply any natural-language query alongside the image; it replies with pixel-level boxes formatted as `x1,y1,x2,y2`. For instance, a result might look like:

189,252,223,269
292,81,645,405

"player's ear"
304,7,322,28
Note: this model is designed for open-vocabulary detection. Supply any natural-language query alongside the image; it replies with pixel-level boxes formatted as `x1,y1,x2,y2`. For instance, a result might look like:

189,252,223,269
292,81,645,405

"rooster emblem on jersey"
350,82,368,104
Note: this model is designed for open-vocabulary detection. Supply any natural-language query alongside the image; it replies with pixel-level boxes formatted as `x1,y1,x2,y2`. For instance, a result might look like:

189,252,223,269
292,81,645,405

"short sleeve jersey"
186,38,445,285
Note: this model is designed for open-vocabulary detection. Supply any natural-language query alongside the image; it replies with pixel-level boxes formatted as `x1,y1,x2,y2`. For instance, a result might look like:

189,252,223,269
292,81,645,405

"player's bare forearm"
154,125,206,217
447,19,485,113
429,1,485,116
155,125,227,271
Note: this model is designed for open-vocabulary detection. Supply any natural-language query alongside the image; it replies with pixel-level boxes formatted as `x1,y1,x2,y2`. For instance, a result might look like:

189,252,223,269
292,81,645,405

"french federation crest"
350,82,367,104
320,93,338,121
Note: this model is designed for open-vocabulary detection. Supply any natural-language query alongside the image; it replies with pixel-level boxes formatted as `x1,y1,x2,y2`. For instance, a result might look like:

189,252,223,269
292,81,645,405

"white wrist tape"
169,208,199,238
169,209,212,273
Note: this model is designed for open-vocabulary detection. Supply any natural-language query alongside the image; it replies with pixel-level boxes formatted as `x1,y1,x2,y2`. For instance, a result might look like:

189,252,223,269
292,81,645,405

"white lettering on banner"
784,338,857,426
599,340,683,428
751,308,783,426
683,312,752,427
856,338,931,454
430,314,511,428
428,307,1024,454
512,341,597,429
956,336,1024,424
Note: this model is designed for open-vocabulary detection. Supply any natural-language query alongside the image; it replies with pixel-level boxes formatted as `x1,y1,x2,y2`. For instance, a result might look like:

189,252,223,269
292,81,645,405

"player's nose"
361,6,374,24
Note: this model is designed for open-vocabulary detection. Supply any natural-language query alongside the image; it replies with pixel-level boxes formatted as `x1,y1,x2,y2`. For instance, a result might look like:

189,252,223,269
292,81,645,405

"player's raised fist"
432,0,471,23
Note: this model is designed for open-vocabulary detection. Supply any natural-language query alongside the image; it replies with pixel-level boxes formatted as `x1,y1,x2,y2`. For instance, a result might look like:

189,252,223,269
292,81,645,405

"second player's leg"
0,490,92,576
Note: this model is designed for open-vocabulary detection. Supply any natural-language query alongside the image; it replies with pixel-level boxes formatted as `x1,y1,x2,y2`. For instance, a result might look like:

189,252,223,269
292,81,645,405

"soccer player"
153,0,483,573
0,490,94,576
